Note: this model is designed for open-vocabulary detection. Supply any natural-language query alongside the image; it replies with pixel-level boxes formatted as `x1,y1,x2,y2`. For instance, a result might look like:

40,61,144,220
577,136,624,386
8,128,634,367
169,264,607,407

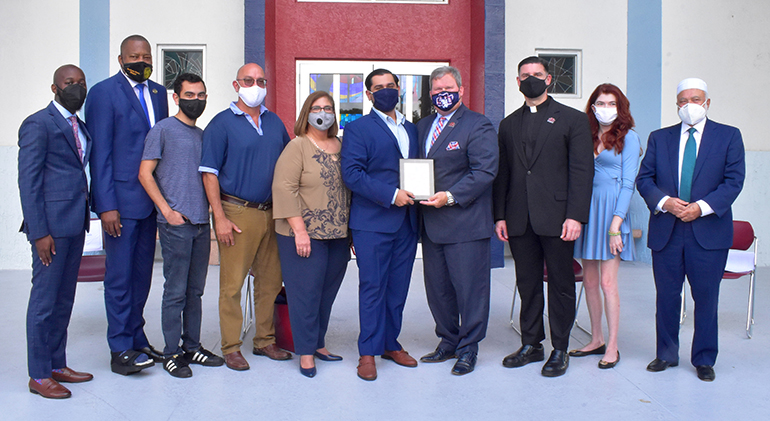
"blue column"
79,0,110,85
485,0,505,268
245,0,265,65
627,0,662,263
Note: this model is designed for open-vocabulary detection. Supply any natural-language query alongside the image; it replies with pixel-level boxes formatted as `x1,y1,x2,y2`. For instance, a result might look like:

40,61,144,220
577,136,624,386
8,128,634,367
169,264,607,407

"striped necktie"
430,116,447,151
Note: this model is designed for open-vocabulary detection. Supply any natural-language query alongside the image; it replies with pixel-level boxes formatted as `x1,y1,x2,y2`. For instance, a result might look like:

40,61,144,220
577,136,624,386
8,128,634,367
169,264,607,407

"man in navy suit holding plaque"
341,68,420,381
416,66,498,376
86,34,169,375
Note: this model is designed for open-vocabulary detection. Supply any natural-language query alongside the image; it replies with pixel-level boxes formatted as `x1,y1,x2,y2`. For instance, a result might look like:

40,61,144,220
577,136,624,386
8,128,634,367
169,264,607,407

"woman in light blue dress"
571,84,640,369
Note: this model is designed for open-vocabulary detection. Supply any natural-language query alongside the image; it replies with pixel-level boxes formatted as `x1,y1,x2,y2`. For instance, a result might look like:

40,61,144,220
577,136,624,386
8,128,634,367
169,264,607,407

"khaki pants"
217,201,282,355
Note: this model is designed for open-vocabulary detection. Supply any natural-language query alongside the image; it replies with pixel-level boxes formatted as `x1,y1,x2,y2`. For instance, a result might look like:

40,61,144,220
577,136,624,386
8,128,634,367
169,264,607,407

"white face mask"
678,102,708,126
593,107,618,126
238,84,267,108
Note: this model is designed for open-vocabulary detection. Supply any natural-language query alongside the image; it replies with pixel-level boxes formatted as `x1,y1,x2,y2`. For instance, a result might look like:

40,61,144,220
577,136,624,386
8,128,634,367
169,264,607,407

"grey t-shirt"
142,116,209,224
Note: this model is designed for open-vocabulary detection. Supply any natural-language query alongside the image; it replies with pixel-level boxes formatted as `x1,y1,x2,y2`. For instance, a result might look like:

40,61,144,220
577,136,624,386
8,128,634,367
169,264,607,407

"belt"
220,194,272,210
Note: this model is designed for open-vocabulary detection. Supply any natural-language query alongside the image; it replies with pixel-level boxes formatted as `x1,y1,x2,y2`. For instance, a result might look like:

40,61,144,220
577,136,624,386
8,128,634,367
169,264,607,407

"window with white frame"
157,45,206,91
536,49,581,98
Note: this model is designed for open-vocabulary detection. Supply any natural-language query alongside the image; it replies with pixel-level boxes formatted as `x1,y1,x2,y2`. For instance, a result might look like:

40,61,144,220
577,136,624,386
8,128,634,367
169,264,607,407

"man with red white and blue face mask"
415,66,498,376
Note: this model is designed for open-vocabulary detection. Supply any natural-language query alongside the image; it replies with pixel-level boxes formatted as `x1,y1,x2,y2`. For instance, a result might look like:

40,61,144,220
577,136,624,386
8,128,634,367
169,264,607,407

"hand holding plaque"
400,159,434,201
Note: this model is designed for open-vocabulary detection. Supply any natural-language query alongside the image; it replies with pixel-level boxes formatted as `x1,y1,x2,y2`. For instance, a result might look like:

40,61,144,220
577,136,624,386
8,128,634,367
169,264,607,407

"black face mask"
56,84,87,113
519,76,549,99
123,61,153,82
178,98,206,120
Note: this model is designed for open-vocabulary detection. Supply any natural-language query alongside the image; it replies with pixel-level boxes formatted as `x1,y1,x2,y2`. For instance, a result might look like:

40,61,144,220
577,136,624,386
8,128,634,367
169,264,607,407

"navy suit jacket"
18,101,91,241
341,111,419,234
85,72,168,219
636,119,745,251
417,104,498,244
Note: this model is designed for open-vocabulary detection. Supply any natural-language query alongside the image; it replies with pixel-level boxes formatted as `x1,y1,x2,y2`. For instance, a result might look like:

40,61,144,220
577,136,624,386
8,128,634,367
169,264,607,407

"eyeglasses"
310,105,334,113
237,77,267,88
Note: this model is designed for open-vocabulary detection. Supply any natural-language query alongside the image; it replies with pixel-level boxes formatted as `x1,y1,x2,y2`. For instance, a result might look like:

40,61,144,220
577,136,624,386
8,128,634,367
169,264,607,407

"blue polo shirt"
199,102,290,203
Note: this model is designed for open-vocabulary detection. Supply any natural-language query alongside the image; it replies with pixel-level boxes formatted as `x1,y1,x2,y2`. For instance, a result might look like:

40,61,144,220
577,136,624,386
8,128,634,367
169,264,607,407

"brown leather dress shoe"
382,349,418,367
29,378,71,399
252,343,292,361
224,351,250,371
357,356,377,381
52,367,93,383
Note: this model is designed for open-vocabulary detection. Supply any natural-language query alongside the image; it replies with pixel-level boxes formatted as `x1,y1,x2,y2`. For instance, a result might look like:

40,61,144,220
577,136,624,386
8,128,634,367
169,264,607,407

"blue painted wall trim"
245,0,265,65
79,0,110,85
627,0,662,263
485,0,505,268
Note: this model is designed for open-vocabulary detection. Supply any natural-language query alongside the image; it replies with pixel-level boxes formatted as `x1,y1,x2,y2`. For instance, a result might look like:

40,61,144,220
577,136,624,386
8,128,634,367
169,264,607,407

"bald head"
236,63,264,80
53,64,84,87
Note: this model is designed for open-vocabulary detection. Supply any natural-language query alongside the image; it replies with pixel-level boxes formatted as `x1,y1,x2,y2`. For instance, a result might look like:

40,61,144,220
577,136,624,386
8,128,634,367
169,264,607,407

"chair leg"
747,271,756,339
574,283,591,335
510,279,521,335
679,287,687,325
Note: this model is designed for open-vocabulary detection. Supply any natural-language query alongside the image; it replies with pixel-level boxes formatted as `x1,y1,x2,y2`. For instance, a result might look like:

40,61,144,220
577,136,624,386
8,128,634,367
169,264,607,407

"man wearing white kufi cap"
636,77,745,382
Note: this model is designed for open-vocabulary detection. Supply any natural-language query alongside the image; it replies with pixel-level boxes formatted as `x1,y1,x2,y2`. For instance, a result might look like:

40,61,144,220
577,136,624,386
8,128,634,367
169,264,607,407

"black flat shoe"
696,365,715,382
451,352,477,376
420,348,456,363
300,365,317,378
502,344,544,368
138,345,165,363
646,358,678,372
568,344,606,357
314,351,343,362
111,350,155,376
598,351,620,369
541,350,569,377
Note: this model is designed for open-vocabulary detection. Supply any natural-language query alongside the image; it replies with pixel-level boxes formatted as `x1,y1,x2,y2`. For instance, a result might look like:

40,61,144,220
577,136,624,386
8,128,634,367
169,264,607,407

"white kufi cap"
677,78,708,95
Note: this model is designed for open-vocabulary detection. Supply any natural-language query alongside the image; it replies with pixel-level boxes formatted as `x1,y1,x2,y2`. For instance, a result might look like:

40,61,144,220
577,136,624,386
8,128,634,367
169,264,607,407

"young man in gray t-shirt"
139,73,224,377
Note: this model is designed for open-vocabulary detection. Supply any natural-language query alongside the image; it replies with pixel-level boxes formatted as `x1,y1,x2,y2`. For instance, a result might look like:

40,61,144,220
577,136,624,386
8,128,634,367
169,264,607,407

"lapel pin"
547,117,556,124
152,88,158,94
448,122,456,127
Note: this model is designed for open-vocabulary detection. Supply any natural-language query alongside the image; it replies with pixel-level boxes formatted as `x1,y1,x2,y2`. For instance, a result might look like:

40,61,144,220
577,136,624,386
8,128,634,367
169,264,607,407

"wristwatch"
445,191,456,206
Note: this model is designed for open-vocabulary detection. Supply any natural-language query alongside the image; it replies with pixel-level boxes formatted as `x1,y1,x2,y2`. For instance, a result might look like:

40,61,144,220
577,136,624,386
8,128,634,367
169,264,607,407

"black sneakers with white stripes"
183,348,225,367
164,354,193,378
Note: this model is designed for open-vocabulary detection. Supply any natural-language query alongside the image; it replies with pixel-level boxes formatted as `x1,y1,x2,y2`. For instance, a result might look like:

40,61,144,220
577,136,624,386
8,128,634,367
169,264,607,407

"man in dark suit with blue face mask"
341,68,420,381
19,64,94,398
416,66,498,376
85,34,169,375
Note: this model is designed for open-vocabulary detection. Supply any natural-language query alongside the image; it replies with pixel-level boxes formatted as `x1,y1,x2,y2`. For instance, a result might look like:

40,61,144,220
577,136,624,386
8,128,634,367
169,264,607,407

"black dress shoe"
314,351,343,362
696,365,715,382
300,365,317,378
420,348,456,363
568,344,606,357
541,350,569,377
646,358,678,372
451,352,477,376
502,344,544,368
138,345,165,363
598,351,620,369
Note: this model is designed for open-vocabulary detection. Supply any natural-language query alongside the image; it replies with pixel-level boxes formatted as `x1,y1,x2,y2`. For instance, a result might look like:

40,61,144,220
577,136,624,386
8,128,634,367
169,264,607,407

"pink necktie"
68,116,84,163
430,116,447,150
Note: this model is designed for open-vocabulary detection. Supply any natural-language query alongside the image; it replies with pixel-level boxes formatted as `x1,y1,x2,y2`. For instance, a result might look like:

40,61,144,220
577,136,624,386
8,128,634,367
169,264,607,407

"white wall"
662,1,770,264
0,1,81,269
505,0,628,113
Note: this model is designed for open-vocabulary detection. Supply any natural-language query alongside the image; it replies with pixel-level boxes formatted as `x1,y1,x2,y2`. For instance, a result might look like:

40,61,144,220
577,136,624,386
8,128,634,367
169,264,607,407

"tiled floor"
1,257,767,420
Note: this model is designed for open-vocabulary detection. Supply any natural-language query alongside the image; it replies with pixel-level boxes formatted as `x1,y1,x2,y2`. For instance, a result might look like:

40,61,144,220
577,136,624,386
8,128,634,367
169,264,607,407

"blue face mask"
431,91,460,112
371,88,399,112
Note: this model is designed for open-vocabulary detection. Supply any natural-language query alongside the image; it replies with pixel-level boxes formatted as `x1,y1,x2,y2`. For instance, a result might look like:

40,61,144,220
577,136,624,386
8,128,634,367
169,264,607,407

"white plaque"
400,159,434,201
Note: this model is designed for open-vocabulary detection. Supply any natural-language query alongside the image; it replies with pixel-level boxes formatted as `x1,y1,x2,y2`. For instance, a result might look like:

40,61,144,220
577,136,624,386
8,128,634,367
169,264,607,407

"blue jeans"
157,222,211,356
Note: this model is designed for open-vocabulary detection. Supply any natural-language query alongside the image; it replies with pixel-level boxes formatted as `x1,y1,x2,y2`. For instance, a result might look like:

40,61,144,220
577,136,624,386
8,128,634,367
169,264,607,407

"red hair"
585,84,635,154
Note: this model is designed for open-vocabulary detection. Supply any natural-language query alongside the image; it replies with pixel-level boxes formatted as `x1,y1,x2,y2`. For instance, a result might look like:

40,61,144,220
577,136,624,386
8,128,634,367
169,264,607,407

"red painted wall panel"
259,0,483,132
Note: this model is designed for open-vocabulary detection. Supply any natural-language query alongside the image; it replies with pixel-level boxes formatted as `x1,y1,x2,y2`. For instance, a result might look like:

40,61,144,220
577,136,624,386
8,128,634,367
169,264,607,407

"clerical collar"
525,96,552,114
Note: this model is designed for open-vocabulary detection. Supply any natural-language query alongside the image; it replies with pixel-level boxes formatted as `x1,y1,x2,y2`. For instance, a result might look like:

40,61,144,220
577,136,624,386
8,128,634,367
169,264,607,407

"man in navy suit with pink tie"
19,64,94,398
637,78,745,382
86,34,169,375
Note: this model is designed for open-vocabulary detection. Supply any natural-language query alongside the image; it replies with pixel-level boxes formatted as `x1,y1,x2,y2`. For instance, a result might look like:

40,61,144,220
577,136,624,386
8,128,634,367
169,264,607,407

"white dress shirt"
371,108,410,204
122,71,157,127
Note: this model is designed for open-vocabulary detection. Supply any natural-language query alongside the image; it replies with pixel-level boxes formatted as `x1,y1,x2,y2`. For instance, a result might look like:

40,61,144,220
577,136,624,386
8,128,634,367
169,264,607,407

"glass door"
296,60,448,134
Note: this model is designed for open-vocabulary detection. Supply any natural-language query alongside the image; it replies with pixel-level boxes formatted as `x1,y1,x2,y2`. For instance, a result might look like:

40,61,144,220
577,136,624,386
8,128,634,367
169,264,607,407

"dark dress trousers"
18,102,92,379
85,72,168,353
636,119,745,367
492,97,593,350
417,104,498,355
341,111,419,356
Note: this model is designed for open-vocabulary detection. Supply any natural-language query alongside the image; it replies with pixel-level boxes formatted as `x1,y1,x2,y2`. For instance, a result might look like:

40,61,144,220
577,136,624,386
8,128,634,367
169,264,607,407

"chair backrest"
732,220,755,251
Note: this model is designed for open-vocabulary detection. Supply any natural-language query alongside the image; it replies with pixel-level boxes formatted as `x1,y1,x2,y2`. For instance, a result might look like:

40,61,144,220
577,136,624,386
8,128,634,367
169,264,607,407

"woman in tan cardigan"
272,91,350,378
